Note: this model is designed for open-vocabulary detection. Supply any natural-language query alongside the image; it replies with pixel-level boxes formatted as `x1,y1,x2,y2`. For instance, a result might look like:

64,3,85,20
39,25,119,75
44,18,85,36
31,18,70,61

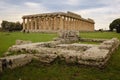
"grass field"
0,31,120,80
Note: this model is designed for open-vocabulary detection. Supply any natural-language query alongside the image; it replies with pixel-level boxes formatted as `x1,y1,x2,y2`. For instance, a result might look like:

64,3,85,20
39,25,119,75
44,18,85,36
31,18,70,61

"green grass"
0,31,120,80
0,32,57,56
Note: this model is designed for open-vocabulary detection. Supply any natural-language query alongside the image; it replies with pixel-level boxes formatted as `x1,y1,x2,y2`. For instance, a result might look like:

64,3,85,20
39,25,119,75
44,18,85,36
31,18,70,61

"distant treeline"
1,20,22,32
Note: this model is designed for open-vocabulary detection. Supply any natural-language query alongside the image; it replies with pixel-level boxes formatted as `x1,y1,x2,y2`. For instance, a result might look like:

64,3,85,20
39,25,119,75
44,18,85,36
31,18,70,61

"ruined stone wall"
22,11,95,32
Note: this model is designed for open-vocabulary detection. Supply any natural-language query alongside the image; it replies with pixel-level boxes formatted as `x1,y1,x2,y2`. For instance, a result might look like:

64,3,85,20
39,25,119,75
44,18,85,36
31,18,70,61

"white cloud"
24,2,40,8
65,0,79,5
0,0,120,30
0,1,49,25
74,1,120,30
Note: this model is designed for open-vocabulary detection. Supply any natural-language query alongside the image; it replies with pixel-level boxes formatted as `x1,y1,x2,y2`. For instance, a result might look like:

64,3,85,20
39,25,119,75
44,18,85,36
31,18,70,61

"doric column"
77,19,79,31
30,18,33,31
66,17,69,30
59,15,64,30
35,17,37,30
37,17,40,30
56,16,60,30
53,16,57,30
40,17,43,30
68,17,71,30
46,17,48,30
63,16,66,30
71,18,73,30
73,18,75,30
49,17,53,30
22,18,25,30
27,18,30,30
69,17,72,30
75,19,77,30
64,16,67,30
43,17,46,30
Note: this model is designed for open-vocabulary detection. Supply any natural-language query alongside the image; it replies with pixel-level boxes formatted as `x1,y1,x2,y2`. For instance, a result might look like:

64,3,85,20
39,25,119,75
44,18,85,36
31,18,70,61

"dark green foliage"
109,18,120,33
1,20,22,31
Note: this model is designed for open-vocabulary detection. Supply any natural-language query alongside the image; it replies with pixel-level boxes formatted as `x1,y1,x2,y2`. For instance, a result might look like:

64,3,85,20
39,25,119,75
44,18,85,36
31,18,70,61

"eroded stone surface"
81,47,109,61
0,54,32,70
54,30,80,43
7,38,119,68
16,40,32,45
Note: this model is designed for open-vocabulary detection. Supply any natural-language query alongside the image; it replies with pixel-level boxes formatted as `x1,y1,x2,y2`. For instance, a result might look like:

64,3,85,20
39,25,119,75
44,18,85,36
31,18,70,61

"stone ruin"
0,31,120,72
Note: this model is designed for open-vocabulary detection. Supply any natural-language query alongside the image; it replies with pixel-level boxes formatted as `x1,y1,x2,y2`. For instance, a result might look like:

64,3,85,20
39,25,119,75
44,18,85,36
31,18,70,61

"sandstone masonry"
22,11,95,32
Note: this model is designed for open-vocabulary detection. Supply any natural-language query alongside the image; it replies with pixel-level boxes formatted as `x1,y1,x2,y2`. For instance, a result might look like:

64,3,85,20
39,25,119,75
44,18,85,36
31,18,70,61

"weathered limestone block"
80,47,109,62
3,54,32,69
16,40,32,45
33,53,57,63
99,38,120,52
56,30,80,43
57,49,83,63
56,43,97,51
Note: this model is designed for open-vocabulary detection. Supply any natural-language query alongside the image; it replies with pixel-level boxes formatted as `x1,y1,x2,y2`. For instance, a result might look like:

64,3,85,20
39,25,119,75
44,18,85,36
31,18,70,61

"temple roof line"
22,11,94,23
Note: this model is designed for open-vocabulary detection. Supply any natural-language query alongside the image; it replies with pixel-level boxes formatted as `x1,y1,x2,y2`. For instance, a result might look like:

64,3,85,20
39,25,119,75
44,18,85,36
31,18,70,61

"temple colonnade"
22,11,95,32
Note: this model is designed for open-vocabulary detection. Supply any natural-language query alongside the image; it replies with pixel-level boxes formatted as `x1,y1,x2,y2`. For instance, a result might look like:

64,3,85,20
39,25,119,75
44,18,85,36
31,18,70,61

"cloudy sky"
0,0,120,30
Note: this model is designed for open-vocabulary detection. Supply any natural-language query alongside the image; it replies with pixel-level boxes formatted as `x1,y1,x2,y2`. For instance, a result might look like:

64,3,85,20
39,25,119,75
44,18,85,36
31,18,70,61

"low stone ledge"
33,53,57,63
80,38,108,42
0,54,32,70
57,49,83,63
16,40,32,45
81,47,109,62
56,43,97,51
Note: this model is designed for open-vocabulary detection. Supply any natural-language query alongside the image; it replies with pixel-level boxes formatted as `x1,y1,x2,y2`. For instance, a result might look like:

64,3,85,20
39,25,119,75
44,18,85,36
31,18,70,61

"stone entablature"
22,11,95,32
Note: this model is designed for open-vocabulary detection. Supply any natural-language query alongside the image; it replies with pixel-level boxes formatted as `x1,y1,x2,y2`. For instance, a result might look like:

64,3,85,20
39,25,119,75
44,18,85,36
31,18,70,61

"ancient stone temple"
22,11,95,32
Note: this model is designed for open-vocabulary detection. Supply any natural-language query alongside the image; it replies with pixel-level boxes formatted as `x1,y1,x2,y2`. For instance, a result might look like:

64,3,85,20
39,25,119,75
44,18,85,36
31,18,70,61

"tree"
1,20,22,31
109,18,120,33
